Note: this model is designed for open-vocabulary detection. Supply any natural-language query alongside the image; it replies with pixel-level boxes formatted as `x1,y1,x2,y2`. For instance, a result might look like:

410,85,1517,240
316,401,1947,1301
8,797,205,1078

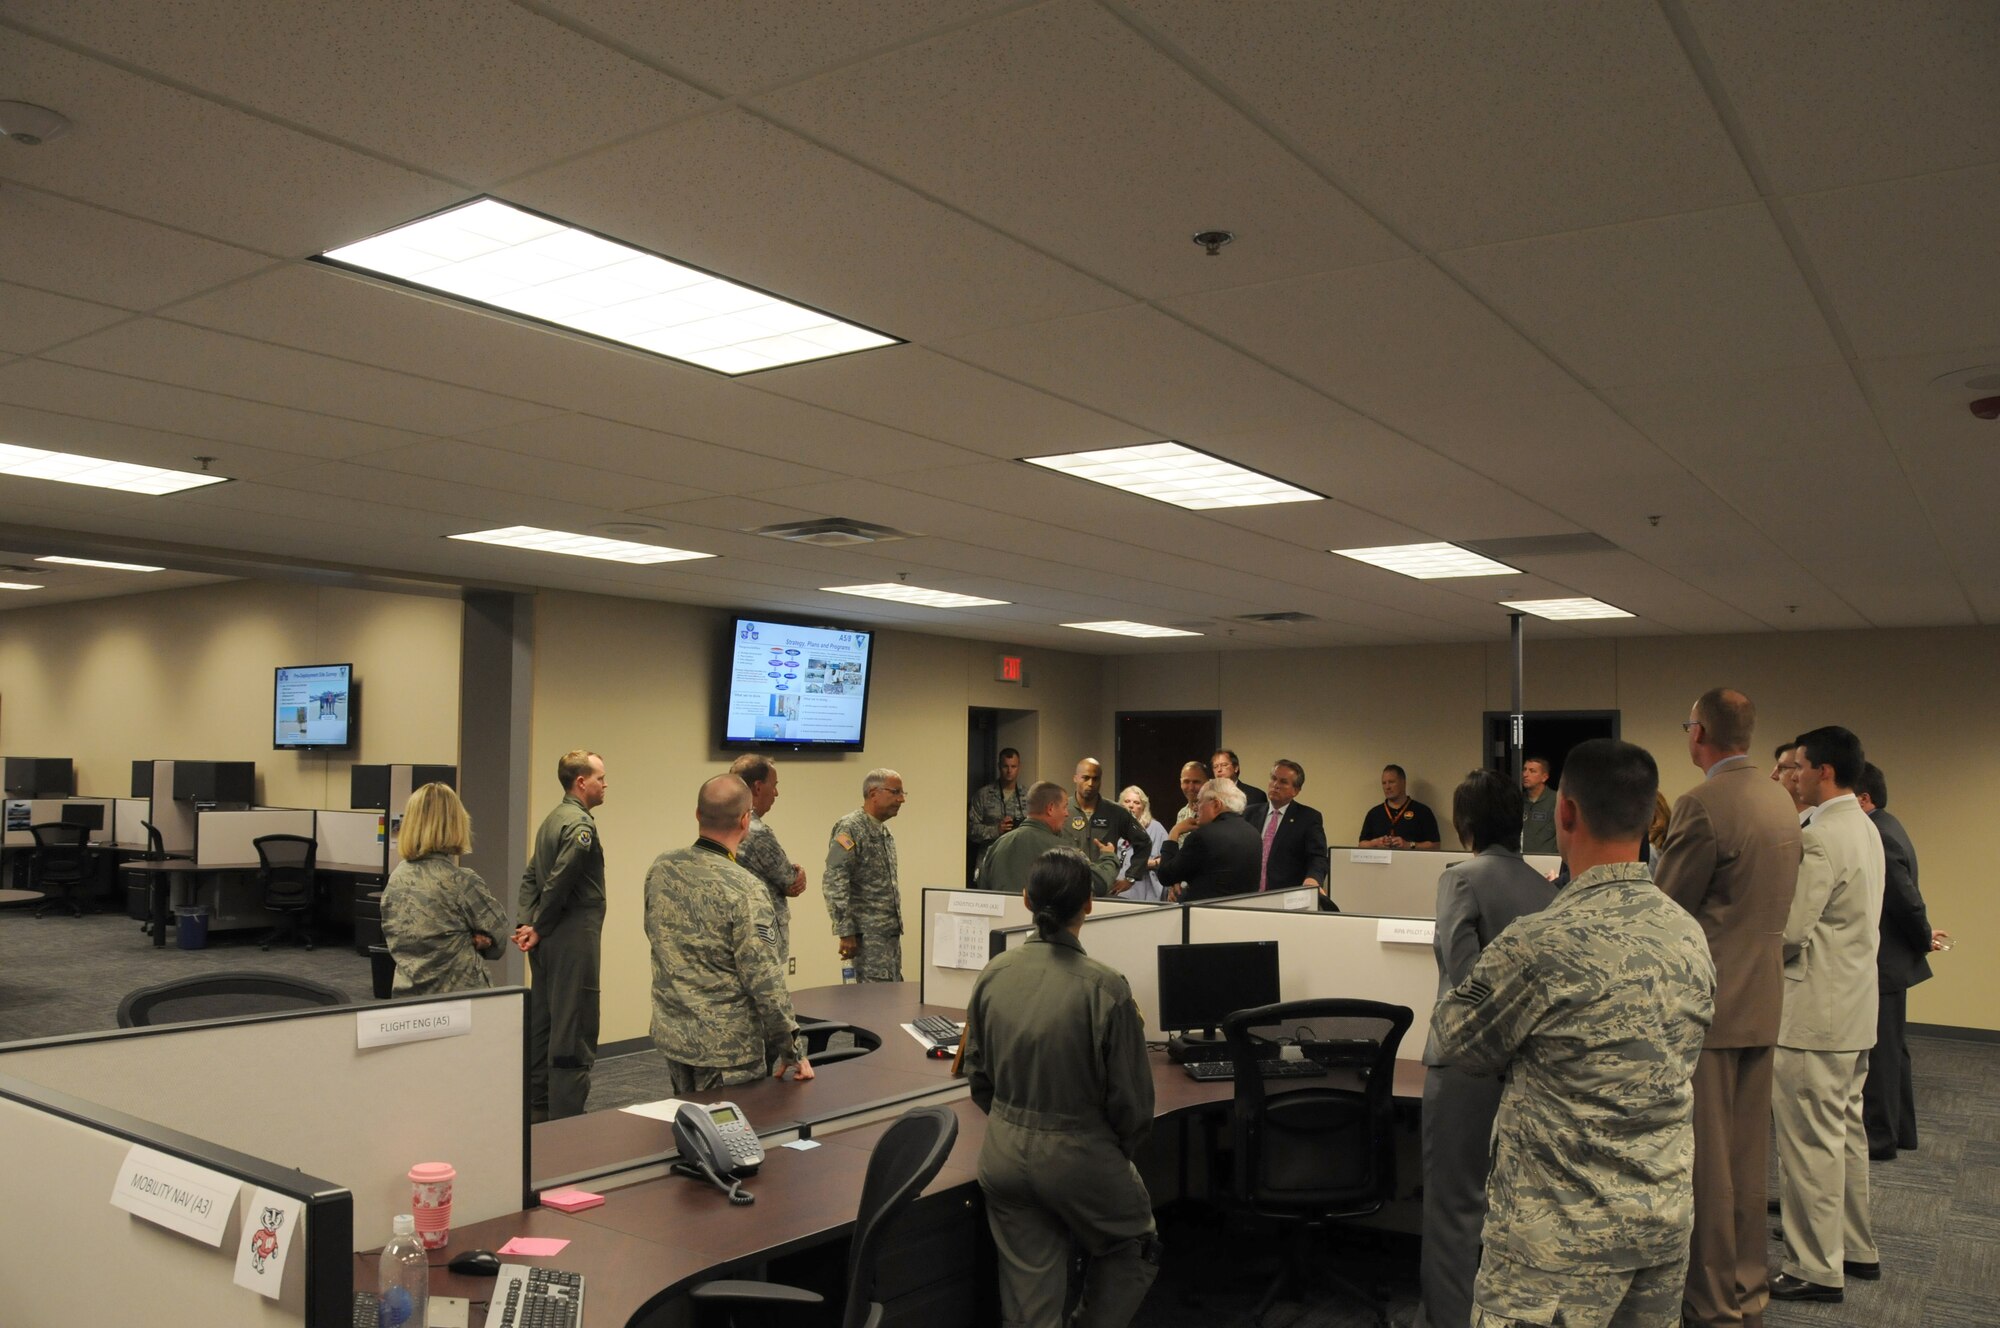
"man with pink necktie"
1244,760,1331,905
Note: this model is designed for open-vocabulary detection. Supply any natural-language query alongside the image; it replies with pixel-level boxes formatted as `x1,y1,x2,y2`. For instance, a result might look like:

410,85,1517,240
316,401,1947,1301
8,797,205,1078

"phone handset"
671,1101,762,1206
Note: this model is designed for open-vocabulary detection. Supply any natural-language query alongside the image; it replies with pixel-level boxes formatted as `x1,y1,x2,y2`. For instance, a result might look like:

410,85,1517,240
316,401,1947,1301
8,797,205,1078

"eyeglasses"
1680,720,1701,732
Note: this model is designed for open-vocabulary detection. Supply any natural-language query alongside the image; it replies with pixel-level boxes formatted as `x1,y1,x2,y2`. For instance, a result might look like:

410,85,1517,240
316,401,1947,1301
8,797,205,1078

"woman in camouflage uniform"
381,783,506,996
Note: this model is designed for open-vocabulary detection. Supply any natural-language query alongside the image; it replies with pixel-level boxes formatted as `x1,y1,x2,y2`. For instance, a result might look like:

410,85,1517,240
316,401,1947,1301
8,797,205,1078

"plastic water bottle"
841,962,857,984
377,1213,429,1328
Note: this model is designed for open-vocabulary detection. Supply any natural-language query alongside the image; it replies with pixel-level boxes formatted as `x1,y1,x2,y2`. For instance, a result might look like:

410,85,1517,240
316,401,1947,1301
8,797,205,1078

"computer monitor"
1156,941,1280,1036
60,802,105,832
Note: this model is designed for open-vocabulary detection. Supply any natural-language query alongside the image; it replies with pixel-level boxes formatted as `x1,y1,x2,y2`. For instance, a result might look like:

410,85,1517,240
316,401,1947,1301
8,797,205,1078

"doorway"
967,707,1038,886
1481,710,1622,788
1115,710,1222,822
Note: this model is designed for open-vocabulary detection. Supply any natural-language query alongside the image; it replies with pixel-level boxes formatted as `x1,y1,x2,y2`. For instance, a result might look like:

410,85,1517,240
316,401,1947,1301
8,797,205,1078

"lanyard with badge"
1382,800,1414,834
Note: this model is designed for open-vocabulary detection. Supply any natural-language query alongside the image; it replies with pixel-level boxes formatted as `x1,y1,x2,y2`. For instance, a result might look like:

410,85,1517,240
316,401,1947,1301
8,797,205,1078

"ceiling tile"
0,399,325,482
453,416,841,495
45,319,563,436
350,438,712,513
0,31,463,254
508,108,1126,344
8,0,711,185
1785,165,2000,360
1682,0,2000,195
0,187,276,310
1444,204,1839,388
752,0,1408,297
0,359,435,461
0,282,132,354
1123,0,1755,249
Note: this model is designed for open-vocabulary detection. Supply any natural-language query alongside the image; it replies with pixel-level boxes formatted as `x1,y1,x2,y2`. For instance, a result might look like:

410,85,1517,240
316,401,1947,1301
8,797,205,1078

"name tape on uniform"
1376,918,1436,946
357,999,472,1049
110,1144,238,1246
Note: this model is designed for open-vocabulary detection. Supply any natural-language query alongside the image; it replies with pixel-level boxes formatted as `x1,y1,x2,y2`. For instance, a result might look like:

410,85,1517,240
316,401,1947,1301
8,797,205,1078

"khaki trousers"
1683,1045,1774,1326
1773,1047,1877,1287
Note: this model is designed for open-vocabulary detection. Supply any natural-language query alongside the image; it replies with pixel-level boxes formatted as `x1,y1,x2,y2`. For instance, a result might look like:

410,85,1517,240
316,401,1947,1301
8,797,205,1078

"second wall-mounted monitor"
720,616,874,752
275,663,354,750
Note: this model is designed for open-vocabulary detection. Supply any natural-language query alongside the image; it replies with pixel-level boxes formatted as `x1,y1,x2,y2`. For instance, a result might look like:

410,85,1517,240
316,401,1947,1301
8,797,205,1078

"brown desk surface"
432,983,1426,1327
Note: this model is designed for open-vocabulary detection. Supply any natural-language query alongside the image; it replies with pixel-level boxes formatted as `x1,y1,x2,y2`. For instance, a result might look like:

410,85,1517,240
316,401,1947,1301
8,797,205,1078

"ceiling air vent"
1458,533,1619,559
750,517,915,548
1236,611,1318,624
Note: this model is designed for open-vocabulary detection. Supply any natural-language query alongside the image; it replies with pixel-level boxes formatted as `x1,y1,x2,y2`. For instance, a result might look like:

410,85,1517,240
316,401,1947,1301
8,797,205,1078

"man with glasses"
825,768,907,982
1155,778,1261,903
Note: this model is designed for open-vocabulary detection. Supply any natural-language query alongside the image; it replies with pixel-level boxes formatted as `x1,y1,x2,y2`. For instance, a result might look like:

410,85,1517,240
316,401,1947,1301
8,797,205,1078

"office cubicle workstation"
1321,846,1560,918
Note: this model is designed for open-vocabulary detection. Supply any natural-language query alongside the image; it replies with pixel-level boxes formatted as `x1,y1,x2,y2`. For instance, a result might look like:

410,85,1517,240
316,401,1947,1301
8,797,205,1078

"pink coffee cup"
410,1162,455,1250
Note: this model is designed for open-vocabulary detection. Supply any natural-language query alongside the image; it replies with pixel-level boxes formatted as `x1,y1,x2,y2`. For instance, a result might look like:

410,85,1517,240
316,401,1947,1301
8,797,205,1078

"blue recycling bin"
175,905,210,951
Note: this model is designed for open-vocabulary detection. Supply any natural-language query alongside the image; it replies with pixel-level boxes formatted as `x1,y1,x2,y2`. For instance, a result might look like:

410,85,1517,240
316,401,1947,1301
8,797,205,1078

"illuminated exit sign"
995,654,1024,684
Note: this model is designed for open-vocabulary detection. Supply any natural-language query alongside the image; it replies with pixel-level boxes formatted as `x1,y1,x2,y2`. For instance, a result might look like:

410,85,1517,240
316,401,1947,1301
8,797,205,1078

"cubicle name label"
357,999,473,1049
1376,918,1436,946
109,1144,238,1246
947,893,1006,917
1349,849,1393,865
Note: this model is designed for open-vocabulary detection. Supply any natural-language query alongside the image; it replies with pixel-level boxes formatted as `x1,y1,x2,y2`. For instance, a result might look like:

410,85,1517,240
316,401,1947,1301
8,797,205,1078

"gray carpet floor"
4,905,1993,1324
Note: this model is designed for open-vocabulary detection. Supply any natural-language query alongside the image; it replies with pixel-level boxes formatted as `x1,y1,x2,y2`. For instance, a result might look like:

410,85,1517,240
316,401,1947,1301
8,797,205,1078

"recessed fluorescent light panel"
1061,620,1204,639
823,583,1009,609
448,525,713,565
1333,542,1521,579
0,443,229,495
1023,442,1321,511
1500,597,1634,621
0,581,43,591
36,556,165,572
316,198,900,376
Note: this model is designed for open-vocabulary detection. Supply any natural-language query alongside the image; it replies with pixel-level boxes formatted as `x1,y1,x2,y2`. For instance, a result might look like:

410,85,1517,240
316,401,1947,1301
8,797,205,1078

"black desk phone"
672,1101,763,1205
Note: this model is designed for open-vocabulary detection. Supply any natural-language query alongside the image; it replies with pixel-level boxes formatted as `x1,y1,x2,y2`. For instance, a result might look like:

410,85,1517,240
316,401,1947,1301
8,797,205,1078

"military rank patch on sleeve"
834,832,855,852
1457,977,1493,1006
755,922,776,945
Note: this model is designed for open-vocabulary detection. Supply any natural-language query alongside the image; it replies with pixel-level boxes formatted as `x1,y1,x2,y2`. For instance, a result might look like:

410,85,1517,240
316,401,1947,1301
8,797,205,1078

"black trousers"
1862,987,1918,1154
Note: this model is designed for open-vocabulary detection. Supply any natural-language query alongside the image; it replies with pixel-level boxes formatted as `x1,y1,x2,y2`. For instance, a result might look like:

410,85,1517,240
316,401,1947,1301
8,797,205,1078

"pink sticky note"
538,1189,605,1213
497,1237,570,1257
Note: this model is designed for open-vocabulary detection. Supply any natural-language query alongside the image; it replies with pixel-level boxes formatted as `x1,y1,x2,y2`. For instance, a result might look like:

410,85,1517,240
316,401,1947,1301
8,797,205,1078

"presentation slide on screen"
726,620,870,744
275,665,350,746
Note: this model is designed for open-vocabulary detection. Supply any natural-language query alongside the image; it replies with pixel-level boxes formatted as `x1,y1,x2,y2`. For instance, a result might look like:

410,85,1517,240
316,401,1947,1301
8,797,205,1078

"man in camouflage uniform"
645,775,813,1092
729,753,806,969
515,750,608,1122
968,747,1027,869
1433,739,1715,1328
824,768,905,982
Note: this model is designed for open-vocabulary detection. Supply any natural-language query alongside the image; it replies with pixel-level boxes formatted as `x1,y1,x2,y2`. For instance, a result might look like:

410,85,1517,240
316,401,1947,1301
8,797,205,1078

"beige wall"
0,580,461,808
1102,626,2000,1032
529,592,1103,1044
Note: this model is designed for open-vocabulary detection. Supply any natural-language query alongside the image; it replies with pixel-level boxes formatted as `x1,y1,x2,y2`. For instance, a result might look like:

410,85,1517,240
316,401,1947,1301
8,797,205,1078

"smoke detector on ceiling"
0,102,71,146
750,517,915,547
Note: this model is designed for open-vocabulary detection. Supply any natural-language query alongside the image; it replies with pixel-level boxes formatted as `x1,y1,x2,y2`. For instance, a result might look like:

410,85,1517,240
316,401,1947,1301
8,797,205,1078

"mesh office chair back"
254,833,319,950
841,1105,960,1328
141,819,167,860
118,971,350,1027
29,822,93,917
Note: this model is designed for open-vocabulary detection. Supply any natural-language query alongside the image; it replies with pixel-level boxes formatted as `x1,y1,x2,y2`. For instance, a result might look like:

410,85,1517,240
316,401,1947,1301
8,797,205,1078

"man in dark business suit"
1656,688,1803,1328
1155,778,1261,903
1243,760,1329,899
1855,763,1940,1161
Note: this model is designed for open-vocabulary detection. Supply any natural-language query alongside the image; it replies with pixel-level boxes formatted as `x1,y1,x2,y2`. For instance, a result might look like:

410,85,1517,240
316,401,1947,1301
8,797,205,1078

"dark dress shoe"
1770,1273,1842,1302
1766,1197,1781,1214
1869,1145,1897,1161
1844,1260,1881,1280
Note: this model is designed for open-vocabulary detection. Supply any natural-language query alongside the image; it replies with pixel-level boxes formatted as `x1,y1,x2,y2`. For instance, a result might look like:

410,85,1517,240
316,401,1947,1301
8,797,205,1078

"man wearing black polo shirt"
1357,764,1441,849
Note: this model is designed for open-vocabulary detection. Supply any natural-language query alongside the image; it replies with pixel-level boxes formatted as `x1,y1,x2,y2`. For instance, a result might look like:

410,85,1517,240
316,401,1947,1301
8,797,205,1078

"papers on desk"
620,1096,693,1122
933,913,992,969
498,1236,569,1257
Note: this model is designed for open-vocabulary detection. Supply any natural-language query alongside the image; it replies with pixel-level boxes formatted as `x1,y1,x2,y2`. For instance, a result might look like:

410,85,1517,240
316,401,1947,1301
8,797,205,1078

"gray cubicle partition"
1323,847,1560,917
919,886,1153,1008
0,987,529,1251
0,1069,350,1326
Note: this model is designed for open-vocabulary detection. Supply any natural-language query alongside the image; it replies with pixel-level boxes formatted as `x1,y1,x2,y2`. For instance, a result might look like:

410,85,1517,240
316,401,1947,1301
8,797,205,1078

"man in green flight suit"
644,774,815,1092
515,749,607,1122
978,781,1119,896
824,768,905,982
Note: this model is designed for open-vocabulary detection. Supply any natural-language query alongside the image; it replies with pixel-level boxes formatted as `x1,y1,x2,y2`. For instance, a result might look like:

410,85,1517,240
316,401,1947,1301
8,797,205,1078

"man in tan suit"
1656,688,1803,1328
1770,726,1885,1303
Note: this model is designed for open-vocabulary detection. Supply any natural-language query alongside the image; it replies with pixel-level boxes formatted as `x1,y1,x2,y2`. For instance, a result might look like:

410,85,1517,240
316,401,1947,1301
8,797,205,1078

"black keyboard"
354,1290,377,1328
486,1264,585,1328
1182,1058,1329,1082
913,1015,961,1047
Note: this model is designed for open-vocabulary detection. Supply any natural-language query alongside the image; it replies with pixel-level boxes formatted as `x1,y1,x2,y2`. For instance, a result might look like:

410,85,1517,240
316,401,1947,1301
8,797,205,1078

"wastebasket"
368,944,396,999
175,905,210,951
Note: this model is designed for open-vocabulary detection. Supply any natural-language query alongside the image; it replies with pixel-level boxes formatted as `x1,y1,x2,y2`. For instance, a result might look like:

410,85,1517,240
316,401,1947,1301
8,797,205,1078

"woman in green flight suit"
962,848,1161,1327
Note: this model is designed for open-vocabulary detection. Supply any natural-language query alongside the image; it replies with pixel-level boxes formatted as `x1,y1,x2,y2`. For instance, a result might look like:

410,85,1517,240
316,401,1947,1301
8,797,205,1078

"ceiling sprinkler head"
1192,230,1234,257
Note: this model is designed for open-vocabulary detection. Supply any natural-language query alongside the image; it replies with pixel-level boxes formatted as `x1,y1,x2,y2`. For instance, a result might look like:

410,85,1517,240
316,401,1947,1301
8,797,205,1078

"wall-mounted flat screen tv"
275,663,354,749
721,617,873,752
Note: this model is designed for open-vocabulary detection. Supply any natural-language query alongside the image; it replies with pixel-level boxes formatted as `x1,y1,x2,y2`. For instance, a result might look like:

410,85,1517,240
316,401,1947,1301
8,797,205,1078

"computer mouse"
447,1250,503,1276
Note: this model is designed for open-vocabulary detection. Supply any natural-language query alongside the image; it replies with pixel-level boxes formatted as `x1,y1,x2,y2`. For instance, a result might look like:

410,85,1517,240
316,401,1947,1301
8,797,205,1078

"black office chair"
1221,998,1413,1327
117,971,350,1027
690,1104,960,1328
253,833,319,951
29,822,94,918
140,819,167,860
